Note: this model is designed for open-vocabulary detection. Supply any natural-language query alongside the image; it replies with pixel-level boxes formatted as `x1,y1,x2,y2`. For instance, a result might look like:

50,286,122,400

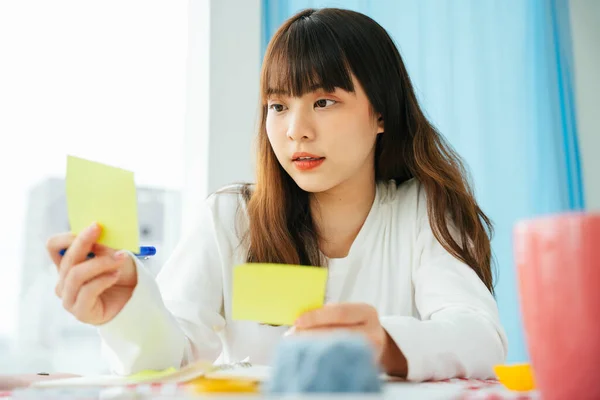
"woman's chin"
293,177,336,194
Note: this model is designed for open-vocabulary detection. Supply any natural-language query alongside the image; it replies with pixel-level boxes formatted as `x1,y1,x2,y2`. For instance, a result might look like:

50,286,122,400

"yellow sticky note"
232,263,328,326
66,155,139,253
128,367,178,383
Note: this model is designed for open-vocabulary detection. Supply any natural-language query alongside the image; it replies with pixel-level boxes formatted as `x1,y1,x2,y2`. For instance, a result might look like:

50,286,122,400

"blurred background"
0,0,597,374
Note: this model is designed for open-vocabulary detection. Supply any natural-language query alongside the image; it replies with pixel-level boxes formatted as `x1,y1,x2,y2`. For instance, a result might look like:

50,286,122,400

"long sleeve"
380,192,508,381
97,195,226,375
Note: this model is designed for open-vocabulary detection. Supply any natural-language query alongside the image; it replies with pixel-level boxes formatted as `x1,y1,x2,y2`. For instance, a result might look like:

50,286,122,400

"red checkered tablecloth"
385,378,538,399
1,378,538,399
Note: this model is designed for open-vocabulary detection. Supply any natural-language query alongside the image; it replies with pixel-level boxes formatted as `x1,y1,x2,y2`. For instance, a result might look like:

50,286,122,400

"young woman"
47,8,507,381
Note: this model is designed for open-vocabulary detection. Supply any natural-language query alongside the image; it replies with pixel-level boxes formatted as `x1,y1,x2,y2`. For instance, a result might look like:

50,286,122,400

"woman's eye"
268,103,286,112
315,99,336,108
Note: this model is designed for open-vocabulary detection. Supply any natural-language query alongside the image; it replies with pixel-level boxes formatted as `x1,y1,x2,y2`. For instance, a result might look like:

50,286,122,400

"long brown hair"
242,8,495,293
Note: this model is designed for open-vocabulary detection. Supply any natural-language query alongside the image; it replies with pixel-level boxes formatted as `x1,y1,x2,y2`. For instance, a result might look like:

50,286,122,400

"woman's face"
266,76,384,194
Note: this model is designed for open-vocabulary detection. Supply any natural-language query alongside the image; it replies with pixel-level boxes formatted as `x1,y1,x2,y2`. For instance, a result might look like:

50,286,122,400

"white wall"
183,0,211,228
208,0,262,192
184,0,597,218
570,0,600,210
0,0,188,372
183,0,261,228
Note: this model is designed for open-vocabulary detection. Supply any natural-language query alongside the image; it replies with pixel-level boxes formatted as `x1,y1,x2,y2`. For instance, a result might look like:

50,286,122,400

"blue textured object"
265,333,383,394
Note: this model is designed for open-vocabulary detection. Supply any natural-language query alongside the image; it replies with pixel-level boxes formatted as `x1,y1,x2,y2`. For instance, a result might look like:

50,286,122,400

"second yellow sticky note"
232,264,328,326
128,367,178,383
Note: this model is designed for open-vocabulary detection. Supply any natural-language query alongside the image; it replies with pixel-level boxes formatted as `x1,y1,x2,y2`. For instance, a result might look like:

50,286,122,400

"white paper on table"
31,363,272,388
205,365,272,382
31,375,130,388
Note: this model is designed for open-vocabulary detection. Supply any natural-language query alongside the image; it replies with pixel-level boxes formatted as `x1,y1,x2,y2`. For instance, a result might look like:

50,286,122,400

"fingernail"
84,223,99,237
113,251,127,261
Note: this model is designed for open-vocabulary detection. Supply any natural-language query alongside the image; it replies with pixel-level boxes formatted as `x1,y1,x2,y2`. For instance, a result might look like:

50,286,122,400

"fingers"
70,271,121,321
295,303,376,329
46,230,115,272
57,223,102,294
292,304,387,359
58,252,127,309
90,242,116,257
61,223,102,268
291,324,384,358
46,233,76,268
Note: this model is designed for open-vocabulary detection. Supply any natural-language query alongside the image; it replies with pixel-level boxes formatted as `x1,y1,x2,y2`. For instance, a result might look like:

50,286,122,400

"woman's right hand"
46,222,138,326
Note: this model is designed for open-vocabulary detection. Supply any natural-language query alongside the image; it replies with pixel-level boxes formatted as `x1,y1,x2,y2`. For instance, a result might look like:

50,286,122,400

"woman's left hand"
293,303,408,377
293,303,387,357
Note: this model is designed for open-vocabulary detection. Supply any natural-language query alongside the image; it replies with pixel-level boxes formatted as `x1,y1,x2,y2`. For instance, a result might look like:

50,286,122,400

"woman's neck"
310,171,377,259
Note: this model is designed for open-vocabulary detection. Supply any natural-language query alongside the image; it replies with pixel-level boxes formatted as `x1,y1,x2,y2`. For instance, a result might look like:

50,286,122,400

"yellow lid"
494,363,536,392
186,377,259,393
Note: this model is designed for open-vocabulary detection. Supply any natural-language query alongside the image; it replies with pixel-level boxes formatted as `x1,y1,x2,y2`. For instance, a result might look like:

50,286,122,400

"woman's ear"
376,115,384,134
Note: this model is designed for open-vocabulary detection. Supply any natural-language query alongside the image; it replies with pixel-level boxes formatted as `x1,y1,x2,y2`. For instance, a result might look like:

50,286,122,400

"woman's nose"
286,112,315,142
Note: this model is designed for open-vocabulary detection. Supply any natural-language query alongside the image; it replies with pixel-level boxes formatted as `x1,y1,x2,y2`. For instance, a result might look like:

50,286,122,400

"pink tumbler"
514,213,600,400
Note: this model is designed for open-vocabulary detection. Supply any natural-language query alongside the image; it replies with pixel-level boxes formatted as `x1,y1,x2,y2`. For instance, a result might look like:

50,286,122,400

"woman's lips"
292,157,325,171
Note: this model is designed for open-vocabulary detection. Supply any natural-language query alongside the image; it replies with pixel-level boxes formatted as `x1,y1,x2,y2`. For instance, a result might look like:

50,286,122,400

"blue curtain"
262,0,585,363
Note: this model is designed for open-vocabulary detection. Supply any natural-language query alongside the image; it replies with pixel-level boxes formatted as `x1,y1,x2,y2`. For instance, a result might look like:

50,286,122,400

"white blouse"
97,178,508,381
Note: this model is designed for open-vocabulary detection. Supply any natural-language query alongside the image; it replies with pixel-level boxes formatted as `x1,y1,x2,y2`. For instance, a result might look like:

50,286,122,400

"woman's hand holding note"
46,222,138,325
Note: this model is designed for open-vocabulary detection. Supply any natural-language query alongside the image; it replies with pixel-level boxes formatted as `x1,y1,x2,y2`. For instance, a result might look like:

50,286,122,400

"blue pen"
58,246,156,259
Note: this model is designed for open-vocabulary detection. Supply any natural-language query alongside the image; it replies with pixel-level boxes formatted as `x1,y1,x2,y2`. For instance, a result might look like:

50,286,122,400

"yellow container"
186,377,260,394
493,363,536,392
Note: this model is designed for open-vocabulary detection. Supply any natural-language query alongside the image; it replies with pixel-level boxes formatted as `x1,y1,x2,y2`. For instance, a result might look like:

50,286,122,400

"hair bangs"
261,13,354,101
